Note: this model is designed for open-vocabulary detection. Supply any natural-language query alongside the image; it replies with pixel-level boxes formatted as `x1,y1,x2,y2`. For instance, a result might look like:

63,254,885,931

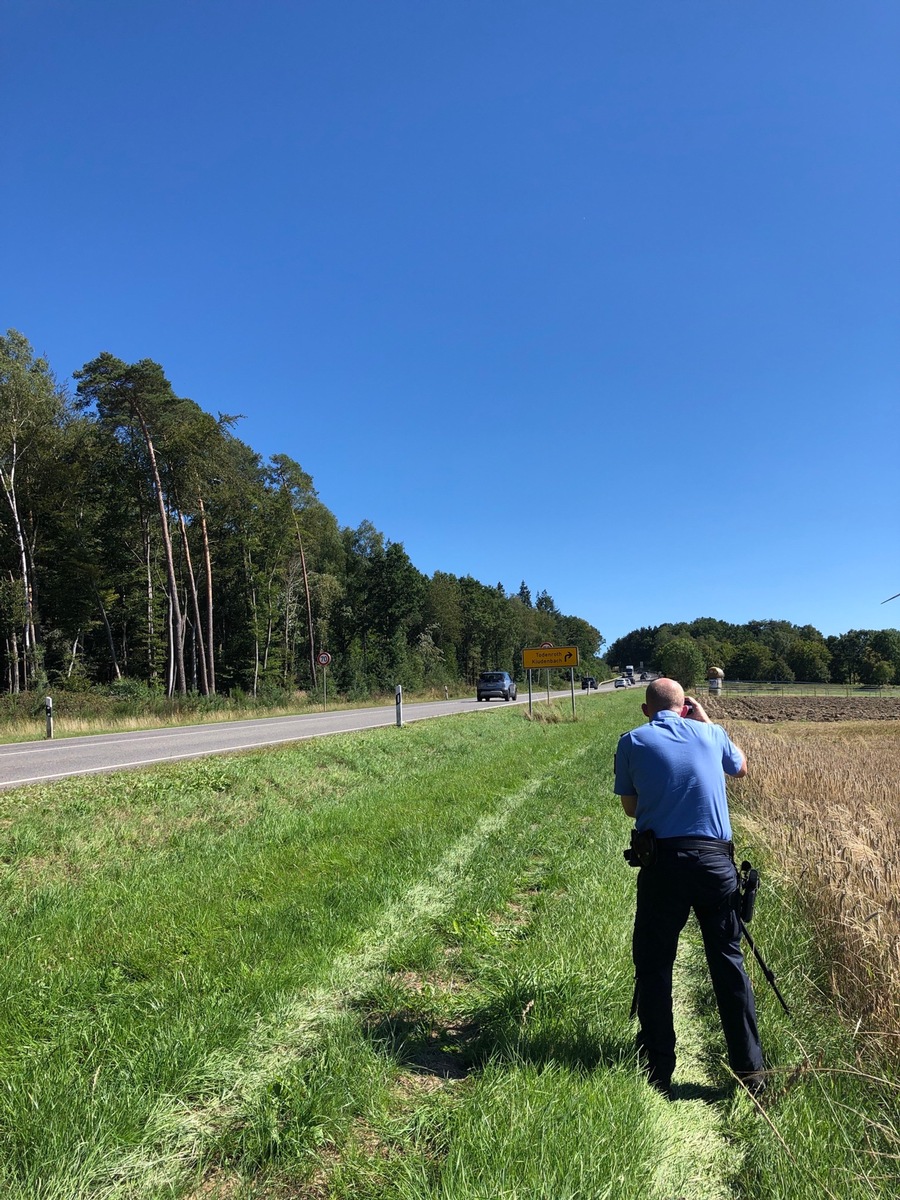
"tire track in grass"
92,760,585,1199
648,937,744,1200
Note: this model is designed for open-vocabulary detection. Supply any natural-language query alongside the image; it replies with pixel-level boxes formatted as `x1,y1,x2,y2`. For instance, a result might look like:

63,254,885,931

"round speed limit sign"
316,651,332,667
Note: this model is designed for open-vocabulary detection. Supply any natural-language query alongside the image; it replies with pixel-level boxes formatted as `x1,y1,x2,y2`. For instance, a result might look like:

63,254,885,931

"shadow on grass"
356,983,635,1083
671,1080,732,1104
363,1010,478,1080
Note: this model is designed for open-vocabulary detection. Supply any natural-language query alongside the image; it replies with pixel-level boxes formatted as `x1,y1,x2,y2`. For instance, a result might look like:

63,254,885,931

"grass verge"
0,692,896,1197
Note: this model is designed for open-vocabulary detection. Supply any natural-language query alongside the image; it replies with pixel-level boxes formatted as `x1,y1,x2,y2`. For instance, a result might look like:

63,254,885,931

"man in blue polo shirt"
614,677,764,1098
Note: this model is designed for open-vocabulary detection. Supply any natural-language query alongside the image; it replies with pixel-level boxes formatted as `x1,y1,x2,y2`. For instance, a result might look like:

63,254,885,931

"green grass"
0,691,897,1198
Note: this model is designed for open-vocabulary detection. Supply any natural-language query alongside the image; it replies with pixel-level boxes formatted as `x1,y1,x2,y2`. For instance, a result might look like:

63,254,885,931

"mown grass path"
0,694,897,1198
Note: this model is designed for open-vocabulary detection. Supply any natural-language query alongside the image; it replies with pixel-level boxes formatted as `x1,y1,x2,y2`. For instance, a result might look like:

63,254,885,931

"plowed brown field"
704,694,900,723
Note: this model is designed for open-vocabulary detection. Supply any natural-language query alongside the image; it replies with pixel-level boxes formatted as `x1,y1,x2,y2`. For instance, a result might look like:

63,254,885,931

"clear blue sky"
4,1,898,651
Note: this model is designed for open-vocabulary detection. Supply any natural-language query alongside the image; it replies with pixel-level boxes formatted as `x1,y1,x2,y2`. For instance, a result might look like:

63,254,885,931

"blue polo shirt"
614,710,744,839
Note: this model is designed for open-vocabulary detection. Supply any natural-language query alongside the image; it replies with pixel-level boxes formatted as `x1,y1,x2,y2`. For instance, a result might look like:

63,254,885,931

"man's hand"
683,696,712,723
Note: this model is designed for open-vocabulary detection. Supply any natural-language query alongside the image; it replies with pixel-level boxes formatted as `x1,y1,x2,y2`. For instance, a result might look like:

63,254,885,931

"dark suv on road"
477,671,518,701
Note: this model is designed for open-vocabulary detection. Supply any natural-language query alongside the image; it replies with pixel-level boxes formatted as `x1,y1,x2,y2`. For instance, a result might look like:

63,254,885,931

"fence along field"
0,693,898,1198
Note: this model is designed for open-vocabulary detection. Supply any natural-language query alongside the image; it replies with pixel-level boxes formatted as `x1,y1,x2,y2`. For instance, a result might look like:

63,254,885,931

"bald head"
645,677,685,716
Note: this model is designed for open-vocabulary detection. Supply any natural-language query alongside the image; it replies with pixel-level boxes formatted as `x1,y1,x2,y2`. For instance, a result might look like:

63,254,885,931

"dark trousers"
632,848,764,1083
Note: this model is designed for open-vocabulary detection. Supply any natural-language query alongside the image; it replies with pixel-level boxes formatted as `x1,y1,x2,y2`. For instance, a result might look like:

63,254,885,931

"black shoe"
644,1065,672,1099
737,1071,766,1096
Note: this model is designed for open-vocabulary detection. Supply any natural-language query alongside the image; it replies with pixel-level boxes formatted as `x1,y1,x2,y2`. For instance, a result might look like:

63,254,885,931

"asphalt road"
0,688,607,791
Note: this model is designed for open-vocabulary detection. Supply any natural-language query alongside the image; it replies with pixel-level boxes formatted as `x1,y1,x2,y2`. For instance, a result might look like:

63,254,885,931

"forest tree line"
607,617,900,688
0,330,604,700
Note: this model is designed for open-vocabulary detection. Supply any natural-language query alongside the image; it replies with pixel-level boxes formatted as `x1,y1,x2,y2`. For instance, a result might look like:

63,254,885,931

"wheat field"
720,713,900,1048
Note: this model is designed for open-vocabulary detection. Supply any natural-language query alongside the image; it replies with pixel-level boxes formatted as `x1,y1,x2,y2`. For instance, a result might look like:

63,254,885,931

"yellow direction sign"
522,645,580,669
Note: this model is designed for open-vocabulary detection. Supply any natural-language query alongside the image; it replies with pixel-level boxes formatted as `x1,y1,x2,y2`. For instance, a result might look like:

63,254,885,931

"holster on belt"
623,828,657,868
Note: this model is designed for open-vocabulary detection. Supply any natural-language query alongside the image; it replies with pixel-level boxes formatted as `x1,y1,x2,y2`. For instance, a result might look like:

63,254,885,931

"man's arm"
613,733,637,817
684,695,747,777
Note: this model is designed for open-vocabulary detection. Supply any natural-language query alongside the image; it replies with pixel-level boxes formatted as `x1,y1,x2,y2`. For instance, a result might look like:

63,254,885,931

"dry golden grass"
0,686,478,745
723,714,900,1046
0,698,380,744
0,707,302,743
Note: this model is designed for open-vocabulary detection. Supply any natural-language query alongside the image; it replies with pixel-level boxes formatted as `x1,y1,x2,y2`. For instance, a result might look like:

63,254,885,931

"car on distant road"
614,677,628,688
477,671,518,701
581,676,598,690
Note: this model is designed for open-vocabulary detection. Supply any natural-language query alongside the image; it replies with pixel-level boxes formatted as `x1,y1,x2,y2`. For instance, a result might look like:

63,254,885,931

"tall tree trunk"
136,412,186,693
283,582,292,688
7,629,20,694
143,512,157,686
67,633,81,678
197,494,215,693
245,547,260,698
0,458,36,688
166,591,175,698
289,514,317,690
263,568,276,673
94,588,122,681
177,508,209,694
24,525,42,674
299,536,317,689
188,618,197,691
264,612,273,673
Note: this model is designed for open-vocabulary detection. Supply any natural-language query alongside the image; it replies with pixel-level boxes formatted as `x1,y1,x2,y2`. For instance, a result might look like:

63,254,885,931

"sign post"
395,683,403,727
522,645,580,670
316,651,332,710
521,645,580,714
45,695,53,740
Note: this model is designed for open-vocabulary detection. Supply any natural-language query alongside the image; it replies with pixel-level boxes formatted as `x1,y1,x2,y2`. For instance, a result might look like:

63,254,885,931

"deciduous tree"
75,355,190,694
657,637,706,689
0,330,71,690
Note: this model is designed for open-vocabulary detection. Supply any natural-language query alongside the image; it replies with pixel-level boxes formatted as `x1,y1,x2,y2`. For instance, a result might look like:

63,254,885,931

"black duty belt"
654,837,734,855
